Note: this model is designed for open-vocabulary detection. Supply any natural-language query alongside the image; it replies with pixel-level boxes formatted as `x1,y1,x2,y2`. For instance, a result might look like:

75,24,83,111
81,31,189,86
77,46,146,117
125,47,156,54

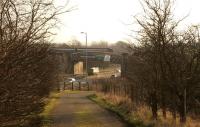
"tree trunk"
151,92,158,120
178,95,186,123
172,110,176,119
162,106,167,119
152,103,158,119
162,95,167,119
131,84,134,103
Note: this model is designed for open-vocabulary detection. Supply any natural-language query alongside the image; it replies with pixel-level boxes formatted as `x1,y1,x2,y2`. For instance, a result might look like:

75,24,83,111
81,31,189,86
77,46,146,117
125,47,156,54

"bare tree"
133,0,200,123
89,0,200,125
90,41,109,48
68,39,82,48
133,0,176,120
0,0,73,125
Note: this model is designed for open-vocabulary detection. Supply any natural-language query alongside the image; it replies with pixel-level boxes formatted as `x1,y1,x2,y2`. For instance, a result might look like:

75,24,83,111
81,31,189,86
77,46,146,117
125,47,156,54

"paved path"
50,91,126,127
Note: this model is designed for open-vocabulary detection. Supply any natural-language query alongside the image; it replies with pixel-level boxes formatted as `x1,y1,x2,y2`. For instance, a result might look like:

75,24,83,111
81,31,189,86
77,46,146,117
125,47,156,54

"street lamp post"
81,32,88,88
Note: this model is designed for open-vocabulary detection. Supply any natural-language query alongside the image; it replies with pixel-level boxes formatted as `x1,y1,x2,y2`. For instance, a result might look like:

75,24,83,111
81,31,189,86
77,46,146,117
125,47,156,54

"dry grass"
97,93,200,127
135,108,200,127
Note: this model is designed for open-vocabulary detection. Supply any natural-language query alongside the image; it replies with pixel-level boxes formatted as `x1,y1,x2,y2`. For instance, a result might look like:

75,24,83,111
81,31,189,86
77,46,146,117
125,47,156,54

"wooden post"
71,82,74,91
87,82,89,91
64,82,66,90
79,82,81,91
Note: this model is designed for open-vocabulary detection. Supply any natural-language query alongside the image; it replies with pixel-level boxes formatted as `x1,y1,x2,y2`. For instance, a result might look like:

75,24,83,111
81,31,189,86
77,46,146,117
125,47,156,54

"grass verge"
88,94,153,127
39,91,62,127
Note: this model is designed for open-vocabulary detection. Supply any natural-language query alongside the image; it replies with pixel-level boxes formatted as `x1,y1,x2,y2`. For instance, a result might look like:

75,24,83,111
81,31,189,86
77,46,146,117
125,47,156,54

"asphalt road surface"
50,91,126,127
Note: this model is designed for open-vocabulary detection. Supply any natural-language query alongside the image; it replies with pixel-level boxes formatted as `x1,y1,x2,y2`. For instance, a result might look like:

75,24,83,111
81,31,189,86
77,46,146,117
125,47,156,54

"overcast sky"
53,0,200,44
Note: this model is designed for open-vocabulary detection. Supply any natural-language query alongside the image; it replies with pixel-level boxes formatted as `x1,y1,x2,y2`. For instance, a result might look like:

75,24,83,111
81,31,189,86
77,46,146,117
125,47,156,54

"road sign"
104,55,110,61
95,55,104,61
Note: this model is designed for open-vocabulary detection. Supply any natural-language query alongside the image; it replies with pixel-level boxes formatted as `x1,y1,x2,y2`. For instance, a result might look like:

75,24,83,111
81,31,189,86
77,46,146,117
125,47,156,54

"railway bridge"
50,48,127,77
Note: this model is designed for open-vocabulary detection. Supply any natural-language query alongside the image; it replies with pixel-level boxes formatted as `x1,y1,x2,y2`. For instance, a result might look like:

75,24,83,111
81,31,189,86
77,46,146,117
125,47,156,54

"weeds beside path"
88,94,152,127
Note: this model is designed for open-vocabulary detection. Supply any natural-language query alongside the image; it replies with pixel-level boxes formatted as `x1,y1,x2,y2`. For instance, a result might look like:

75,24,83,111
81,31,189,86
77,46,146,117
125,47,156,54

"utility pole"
81,32,89,90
